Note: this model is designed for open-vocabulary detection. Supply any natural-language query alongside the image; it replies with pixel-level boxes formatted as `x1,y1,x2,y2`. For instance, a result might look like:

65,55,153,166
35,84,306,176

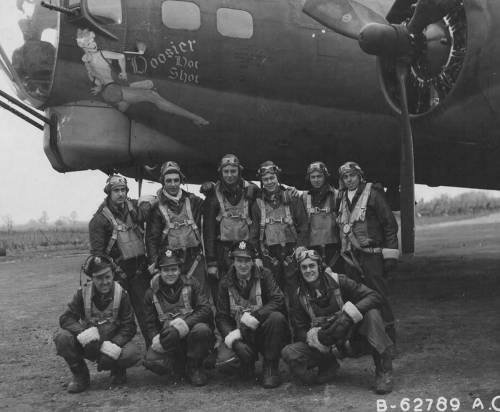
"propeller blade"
303,0,387,40
395,63,415,255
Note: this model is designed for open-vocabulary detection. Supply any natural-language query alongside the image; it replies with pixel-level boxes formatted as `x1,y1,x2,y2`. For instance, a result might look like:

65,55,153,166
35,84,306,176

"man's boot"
186,358,208,386
261,359,281,389
316,356,340,384
110,367,127,385
373,350,393,394
67,360,90,393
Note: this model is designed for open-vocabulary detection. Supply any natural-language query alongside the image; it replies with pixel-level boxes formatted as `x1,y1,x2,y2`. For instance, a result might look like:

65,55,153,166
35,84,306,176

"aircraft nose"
0,0,59,106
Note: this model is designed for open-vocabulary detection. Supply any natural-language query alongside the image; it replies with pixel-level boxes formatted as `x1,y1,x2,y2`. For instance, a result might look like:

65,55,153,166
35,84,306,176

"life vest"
83,281,123,326
228,277,263,324
302,190,339,247
101,200,145,260
337,183,373,251
150,275,193,323
215,181,252,242
298,268,344,327
158,196,200,250
256,194,297,247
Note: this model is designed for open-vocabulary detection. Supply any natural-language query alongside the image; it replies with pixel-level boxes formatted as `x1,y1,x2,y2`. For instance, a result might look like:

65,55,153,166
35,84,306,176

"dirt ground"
1,221,499,412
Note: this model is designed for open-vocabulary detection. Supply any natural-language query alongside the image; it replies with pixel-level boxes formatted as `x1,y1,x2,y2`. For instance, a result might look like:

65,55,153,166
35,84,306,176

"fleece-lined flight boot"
67,361,90,393
186,358,208,387
373,350,393,394
261,359,281,389
110,367,127,385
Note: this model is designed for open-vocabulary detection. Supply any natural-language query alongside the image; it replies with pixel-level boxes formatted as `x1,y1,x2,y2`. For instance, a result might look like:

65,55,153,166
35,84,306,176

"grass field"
0,219,499,412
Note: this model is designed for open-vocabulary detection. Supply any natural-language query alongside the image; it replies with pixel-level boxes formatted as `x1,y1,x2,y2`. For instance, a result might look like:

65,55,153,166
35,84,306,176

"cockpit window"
87,0,122,25
162,1,201,31
216,8,253,39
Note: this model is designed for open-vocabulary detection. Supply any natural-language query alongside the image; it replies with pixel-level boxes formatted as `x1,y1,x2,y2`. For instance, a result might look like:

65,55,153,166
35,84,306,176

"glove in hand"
318,312,353,346
160,326,180,350
97,353,115,371
82,340,101,361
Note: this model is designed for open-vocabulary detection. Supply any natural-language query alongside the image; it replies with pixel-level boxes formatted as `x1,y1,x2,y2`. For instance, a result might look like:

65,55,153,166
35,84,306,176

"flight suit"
250,187,308,300
216,265,289,377
143,275,214,380
146,190,207,296
89,198,151,346
54,282,140,376
203,179,259,299
337,182,399,341
302,185,343,272
282,270,393,386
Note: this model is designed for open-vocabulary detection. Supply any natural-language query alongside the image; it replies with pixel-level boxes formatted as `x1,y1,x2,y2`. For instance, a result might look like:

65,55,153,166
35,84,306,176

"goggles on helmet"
296,249,321,263
257,163,281,178
339,162,363,177
307,161,329,177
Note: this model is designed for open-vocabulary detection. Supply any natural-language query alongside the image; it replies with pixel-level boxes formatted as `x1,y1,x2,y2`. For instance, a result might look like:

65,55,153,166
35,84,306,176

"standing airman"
250,161,308,300
337,162,399,341
203,154,259,300
146,161,207,295
89,175,152,346
302,161,342,271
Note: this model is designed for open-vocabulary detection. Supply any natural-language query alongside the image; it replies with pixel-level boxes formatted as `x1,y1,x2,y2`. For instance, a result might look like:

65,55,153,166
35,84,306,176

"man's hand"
233,340,254,363
82,340,101,361
200,181,215,196
148,262,158,276
254,258,264,270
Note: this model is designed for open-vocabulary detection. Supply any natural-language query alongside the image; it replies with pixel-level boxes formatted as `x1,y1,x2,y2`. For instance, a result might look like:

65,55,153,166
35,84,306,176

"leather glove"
151,334,166,353
319,312,353,346
200,181,215,196
383,258,397,274
97,353,116,371
77,326,100,346
160,326,180,350
233,340,255,363
100,341,122,360
306,327,330,354
240,312,260,330
82,340,101,361
170,318,189,338
207,265,219,280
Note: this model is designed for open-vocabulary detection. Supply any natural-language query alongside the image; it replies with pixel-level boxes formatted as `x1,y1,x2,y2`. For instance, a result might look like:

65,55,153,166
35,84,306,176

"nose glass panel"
0,0,59,106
